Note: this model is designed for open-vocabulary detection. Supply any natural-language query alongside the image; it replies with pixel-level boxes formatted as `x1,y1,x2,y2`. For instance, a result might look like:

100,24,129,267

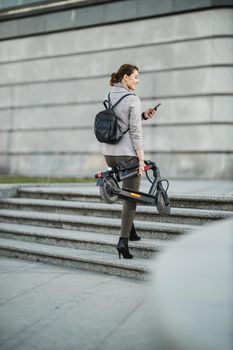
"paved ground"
0,256,159,350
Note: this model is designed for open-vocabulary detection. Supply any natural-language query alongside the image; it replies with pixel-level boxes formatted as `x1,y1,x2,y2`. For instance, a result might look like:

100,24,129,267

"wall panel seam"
1,93,233,111
1,64,233,88
1,35,233,65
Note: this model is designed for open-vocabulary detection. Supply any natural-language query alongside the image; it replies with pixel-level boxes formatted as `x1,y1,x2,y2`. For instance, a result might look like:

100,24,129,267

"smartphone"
154,103,161,110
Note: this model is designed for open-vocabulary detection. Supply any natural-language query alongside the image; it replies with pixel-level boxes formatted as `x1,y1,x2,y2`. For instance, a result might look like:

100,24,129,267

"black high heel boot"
117,238,133,259
129,223,141,241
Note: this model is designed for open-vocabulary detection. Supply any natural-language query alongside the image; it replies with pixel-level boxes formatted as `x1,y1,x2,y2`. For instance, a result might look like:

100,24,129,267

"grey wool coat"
102,83,144,157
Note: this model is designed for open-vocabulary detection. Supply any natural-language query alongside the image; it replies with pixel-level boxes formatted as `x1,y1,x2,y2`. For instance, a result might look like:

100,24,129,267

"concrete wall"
0,2,232,178
0,0,47,9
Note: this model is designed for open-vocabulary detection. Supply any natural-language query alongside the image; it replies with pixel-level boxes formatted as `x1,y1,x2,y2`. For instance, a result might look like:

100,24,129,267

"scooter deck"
113,187,156,205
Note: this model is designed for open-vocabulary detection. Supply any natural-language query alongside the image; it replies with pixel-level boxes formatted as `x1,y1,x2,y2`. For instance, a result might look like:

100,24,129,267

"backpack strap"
103,93,113,110
103,99,108,109
112,93,133,109
114,93,135,134
108,93,113,109
103,93,134,110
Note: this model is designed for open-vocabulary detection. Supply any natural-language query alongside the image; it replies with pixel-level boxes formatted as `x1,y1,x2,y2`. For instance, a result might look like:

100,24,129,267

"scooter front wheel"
156,189,171,215
99,177,119,204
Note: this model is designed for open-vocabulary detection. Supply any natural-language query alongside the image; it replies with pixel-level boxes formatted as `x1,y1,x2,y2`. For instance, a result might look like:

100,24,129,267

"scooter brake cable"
158,179,169,192
145,170,153,184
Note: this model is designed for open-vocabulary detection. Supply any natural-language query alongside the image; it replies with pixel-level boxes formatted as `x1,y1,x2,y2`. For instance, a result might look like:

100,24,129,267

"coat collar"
111,83,131,92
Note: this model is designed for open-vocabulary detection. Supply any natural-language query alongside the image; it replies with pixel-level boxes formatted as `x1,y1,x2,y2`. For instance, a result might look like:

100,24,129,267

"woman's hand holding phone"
143,103,161,119
154,103,161,110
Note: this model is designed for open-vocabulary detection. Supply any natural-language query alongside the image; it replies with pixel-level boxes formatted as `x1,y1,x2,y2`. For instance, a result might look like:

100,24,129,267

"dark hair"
110,64,139,86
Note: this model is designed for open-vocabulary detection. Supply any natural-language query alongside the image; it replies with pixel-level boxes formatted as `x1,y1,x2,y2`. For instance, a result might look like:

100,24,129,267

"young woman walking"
102,64,157,259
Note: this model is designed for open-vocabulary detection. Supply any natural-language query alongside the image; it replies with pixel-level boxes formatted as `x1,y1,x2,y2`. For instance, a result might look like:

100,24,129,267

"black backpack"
94,92,133,144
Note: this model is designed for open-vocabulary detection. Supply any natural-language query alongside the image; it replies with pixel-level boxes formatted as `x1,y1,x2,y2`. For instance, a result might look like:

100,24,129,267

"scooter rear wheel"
156,190,171,215
99,177,119,204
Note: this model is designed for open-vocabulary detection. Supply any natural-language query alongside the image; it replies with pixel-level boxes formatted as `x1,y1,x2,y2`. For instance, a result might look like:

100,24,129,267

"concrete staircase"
0,185,232,280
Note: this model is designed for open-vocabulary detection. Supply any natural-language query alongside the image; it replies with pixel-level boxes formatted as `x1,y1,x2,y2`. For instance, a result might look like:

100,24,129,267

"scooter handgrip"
95,170,103,178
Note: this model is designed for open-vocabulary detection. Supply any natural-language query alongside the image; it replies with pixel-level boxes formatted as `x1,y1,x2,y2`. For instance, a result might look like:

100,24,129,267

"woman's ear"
122,74,129,83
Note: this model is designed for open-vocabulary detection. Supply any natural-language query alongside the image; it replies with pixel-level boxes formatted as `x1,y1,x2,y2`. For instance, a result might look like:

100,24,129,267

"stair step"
0,223,167,258
0,197,232,225
18,187,101,202
170,193,233,211
2,183,232,280
0,209,195,240
17,187,233,211
0,238,154,280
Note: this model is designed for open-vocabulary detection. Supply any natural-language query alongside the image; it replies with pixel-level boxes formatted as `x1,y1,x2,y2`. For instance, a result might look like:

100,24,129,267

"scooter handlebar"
94,160,157,178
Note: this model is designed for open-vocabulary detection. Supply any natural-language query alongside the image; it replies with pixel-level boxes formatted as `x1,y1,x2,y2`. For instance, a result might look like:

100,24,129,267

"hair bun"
110,72,119,86
111,72,118,79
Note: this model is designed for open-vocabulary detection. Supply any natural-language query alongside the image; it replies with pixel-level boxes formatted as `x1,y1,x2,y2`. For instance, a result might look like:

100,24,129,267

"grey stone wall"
0,0,46,9
0,4,232,178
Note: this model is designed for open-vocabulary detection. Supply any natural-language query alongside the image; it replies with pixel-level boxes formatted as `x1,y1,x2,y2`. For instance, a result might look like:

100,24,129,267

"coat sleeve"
129,96,143,150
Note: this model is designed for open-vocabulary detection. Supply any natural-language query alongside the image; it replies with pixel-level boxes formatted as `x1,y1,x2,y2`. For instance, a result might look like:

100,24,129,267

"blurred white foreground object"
150,218,233,350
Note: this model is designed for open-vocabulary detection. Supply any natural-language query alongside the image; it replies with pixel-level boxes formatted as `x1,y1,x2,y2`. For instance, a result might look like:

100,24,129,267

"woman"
102,64,156,259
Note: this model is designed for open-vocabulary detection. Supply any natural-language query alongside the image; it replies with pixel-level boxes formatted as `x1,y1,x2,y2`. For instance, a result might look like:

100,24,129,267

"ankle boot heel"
116,238,133,259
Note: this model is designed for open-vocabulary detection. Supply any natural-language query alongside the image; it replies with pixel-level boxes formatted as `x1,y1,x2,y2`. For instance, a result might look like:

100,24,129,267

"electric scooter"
95,159,171,215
